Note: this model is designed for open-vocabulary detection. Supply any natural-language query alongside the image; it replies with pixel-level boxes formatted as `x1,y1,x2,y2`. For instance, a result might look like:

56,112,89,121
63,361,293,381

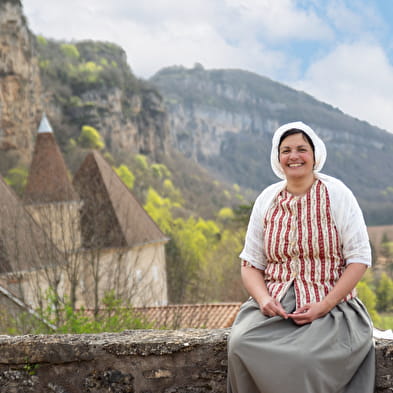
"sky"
23,0,393,133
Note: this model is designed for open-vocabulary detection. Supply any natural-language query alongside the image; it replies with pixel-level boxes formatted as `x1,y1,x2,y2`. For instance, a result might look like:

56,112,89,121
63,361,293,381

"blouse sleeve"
341,191,371,266
239,193,268,270
328,179,372,266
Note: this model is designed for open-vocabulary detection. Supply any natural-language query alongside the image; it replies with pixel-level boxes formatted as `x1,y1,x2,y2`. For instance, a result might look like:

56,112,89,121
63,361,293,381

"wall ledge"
0,329,390,393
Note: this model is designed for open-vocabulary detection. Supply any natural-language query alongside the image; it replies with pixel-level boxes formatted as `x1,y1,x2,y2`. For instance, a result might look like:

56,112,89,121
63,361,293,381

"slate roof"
24,115,78,204
134,303,242,329
0,176,64,273
73,151,169,249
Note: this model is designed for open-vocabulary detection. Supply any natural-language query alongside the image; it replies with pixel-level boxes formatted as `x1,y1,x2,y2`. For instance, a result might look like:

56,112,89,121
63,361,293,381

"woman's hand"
288,301,330,325
259,296,288,319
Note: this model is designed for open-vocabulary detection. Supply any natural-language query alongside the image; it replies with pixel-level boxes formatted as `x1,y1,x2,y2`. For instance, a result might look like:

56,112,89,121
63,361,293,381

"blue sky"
23,0,393,133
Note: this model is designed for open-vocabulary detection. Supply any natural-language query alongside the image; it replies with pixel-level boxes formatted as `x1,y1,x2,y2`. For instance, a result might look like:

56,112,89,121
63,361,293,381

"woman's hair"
278,128,315,153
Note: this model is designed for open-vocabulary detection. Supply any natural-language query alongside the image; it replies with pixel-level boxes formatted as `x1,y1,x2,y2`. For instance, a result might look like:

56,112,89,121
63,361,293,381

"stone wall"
0,329,390,393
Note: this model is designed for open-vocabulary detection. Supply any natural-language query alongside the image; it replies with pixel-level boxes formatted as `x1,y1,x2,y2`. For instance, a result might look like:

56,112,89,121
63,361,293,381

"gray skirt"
227,286,375,393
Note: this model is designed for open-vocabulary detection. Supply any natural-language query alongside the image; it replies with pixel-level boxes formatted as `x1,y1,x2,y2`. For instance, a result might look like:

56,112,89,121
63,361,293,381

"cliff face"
0,1,169,171
0,0,42,163
69,85,169,157
151,65,393,224
152,66,280,162
35,39,170,162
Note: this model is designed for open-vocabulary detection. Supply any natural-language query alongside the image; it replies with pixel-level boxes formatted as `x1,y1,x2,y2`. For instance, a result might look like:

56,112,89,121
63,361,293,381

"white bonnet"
270,121,327,180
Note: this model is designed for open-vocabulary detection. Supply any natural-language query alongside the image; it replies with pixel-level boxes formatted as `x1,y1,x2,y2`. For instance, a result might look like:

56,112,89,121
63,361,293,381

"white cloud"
294,42,393,132
23,0,297,78
22,0,393,133
224,0,333,42
325,0,384,36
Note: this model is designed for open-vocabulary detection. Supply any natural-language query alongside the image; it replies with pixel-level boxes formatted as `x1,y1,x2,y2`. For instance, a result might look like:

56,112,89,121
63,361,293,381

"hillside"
150,64,393,225
1,0,393,224
0,0,243,220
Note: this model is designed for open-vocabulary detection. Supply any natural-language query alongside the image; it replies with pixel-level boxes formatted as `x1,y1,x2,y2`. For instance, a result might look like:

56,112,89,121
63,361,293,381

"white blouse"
239,173,371,270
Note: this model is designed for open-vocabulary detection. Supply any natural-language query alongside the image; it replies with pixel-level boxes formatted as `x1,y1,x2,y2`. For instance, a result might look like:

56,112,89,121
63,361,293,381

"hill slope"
151,64,393,224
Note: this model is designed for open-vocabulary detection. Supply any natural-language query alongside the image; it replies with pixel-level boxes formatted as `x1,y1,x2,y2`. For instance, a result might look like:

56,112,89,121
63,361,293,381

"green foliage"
77,61,103,83
232,203,253,225
151,163,171,179
77,125,105,150
379,314,393,330
115,164,135,190
28,289,153,334
381,241,393,258
23,361,39,376
357,281,381,325
376,273,393,312
217,207,235,221
60,43,80,59
103,152,115,165
38,59,50,69
144,187,176,234
135,154,149,170
162,179,183,204
4,166,28,194
36,35,47,46
69,95,83,107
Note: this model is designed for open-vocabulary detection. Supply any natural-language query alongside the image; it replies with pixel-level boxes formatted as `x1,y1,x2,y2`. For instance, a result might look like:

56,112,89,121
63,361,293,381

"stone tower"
24,114,82,252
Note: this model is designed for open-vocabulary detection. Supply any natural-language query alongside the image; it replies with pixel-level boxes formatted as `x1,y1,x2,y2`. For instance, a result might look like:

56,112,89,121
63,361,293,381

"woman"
227,121,375,393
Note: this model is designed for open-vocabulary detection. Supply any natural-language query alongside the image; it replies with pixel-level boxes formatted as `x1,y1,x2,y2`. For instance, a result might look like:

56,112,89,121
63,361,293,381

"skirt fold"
227,286,375,393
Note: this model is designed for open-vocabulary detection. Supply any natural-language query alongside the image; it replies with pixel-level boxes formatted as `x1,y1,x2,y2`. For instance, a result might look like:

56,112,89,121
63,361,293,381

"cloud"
23,0,298,78
325,0,385,38
22,0,393,133
293,42,393,132
224,0,334,42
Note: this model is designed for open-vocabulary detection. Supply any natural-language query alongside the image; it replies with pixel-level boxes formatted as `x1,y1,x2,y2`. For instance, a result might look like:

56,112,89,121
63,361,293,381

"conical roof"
24,114,78,203
0,176,65,273
73,151,169,249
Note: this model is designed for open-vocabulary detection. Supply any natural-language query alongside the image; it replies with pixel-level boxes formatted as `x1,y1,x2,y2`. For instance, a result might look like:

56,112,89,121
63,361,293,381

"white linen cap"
270,121,327,180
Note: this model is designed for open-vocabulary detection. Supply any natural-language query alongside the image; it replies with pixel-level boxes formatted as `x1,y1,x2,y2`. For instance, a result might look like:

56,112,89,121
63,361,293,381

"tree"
4,166,28,195
114,165,135,190
376,273,393,312
60,44,80,60
77,125,105,150
357,281,381,325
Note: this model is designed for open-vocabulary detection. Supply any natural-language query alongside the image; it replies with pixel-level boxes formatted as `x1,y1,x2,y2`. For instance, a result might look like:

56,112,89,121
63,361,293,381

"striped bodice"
263,179,356,309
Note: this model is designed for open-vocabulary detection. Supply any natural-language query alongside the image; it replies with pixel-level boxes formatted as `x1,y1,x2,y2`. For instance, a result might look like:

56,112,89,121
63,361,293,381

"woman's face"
278,133,315,180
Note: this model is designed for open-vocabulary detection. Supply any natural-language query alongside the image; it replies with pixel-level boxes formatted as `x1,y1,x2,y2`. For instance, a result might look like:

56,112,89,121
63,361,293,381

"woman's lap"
228,287,375,393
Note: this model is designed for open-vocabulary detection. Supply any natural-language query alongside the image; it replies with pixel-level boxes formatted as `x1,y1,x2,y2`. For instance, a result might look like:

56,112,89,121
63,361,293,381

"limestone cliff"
0,0,42,165
35,39,170,162
0,0,169,172
150,64,393,224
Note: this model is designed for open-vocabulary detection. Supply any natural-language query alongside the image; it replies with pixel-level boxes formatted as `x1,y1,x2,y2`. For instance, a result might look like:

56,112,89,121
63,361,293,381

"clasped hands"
260,296,331,325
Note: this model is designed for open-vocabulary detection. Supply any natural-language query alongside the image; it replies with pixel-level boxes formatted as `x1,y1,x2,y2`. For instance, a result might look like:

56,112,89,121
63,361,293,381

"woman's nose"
288,150,299,159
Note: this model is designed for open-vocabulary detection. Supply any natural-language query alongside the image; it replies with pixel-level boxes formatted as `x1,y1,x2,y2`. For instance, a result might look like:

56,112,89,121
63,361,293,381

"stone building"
0,114,169,312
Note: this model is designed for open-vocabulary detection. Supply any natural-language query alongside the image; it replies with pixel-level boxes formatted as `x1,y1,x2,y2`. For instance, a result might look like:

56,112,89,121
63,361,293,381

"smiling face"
278,133,315,181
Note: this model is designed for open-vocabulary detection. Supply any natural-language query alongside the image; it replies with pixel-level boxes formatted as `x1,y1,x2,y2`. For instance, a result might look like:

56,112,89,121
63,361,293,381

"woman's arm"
241,265,288,319
289,262,367,325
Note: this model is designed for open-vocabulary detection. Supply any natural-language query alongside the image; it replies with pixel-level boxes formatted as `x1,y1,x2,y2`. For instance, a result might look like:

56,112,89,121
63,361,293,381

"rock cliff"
151,64,393,224
0,0,170,173
0,0,42,165
35,38,170,162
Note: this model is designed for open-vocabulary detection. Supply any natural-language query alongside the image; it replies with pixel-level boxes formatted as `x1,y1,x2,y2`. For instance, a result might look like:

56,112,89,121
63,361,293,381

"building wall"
78,242,168,308
25,201,82,252
0,241,168,312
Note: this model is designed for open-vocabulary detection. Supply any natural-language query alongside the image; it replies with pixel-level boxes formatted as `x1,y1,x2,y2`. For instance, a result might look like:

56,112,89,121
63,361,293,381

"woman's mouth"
288,163,303,167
